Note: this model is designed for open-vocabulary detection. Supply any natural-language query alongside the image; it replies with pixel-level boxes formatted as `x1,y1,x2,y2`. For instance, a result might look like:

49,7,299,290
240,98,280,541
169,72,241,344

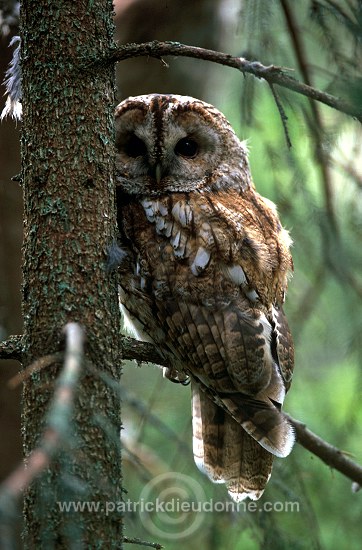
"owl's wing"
157,298,295,459
272,305,294,391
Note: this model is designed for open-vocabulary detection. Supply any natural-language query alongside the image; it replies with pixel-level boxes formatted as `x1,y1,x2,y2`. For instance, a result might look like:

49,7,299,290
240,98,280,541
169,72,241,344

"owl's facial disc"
115,94,247,196
153,135,199,184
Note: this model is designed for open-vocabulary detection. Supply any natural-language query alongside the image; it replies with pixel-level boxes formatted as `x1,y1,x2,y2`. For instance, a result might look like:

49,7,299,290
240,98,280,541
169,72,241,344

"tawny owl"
115,94,295,501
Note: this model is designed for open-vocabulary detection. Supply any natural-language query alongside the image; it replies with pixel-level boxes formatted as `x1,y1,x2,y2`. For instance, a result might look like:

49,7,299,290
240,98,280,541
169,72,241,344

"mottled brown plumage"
115,94,295,501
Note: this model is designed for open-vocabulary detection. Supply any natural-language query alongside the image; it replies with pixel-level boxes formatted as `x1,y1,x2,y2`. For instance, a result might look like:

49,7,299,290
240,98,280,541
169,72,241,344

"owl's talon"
163,366,189,385
168,375,189,385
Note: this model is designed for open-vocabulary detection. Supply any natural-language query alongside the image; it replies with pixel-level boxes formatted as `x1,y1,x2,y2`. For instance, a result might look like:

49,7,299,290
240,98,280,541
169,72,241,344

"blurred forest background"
1,0,361,548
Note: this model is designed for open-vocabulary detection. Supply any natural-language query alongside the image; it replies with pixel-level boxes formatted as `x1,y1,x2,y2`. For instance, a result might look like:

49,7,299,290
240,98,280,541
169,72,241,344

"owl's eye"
124,134,147,158
174,138,198,158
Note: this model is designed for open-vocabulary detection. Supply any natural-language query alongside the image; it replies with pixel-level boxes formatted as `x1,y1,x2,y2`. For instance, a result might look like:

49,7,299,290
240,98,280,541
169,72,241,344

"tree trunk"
21,1,122,547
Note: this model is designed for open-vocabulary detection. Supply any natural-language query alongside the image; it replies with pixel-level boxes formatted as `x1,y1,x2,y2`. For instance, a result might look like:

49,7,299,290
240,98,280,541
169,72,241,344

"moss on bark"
21,1,122,547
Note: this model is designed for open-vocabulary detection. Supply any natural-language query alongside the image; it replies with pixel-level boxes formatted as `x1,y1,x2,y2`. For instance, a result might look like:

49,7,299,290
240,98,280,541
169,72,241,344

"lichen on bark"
20,1,122,547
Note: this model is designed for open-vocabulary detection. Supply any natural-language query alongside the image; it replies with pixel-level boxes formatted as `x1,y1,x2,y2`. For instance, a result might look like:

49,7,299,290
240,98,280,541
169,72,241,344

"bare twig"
0,335,22,361
8,352,62,389
0,333,167,367
108,41,362,121
0,323,84,530
121,336,167,367
286,414,362,487
268,83,292,148
280,0,339,235
123,536,163,549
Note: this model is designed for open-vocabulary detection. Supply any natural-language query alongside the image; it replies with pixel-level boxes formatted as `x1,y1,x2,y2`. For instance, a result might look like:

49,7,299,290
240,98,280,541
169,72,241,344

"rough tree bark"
21,1,122,547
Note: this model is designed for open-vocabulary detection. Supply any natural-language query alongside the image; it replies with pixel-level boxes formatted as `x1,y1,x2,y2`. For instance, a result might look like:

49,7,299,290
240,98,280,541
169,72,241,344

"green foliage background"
121,2,362,549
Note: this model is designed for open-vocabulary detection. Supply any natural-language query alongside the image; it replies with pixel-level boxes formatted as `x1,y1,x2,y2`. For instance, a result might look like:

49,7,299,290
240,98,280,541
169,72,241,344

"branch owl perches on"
114,94,294,501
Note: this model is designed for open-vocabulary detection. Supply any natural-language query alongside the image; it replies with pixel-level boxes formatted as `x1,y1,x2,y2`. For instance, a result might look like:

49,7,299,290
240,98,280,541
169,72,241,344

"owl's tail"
192,384,274,502
220,391,295,459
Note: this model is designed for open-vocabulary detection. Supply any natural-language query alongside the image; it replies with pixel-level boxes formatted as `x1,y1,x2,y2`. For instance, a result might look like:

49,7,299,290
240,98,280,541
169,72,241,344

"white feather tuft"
1,36,22,122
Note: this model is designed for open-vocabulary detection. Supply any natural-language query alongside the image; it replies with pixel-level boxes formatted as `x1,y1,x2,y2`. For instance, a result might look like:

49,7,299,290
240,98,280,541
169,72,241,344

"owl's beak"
155,163,162,185
149,162,166,185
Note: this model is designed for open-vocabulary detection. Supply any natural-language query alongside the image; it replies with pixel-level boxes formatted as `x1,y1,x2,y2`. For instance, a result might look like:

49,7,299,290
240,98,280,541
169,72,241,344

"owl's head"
115,94,251,196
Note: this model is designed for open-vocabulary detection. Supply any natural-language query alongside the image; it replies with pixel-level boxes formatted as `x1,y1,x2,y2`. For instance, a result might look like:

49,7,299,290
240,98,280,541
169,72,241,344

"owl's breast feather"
118,188,292,310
